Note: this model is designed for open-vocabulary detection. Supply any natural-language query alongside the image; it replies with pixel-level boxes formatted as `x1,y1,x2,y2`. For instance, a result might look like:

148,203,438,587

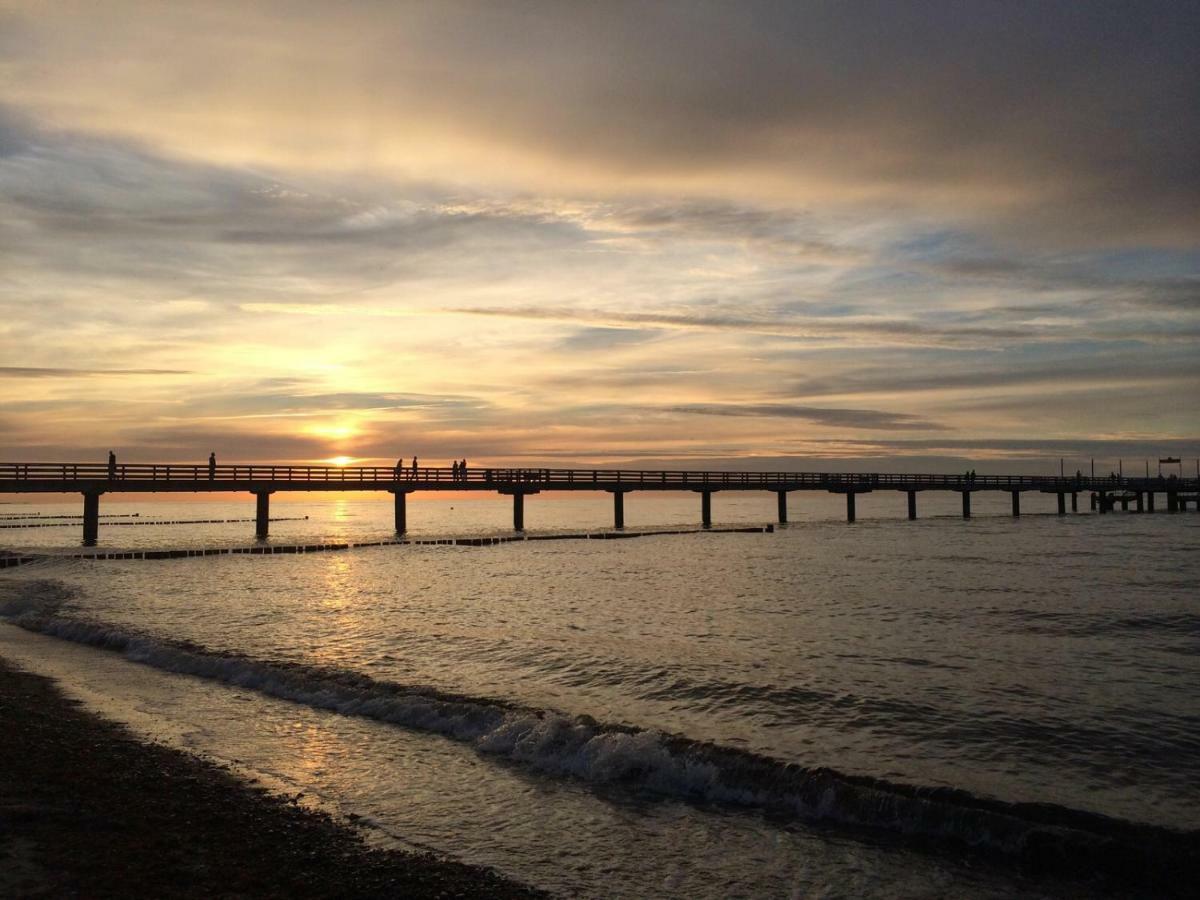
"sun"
325,455,354,467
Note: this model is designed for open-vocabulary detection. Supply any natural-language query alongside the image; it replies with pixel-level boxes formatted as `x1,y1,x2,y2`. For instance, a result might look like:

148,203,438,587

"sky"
1,1,1197,471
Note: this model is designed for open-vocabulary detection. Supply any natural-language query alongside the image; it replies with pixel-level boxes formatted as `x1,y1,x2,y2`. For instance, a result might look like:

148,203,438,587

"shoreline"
0,658,545,899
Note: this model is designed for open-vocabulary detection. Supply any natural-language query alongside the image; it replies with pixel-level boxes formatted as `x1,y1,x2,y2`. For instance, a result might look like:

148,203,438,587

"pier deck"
2,463,1196,544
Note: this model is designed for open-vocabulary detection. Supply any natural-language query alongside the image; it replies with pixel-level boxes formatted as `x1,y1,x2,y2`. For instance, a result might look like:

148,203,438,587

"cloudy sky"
1,1,1197,470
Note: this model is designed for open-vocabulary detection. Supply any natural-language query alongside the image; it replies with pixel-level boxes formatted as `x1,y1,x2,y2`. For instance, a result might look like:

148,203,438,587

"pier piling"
612,490,625,529
962,491,971,520
701,490,712,528
513,492,525,531
907,490,917,520
776,490,788,524
393,490,408,533
82,491,101,546
1057,492,1066,515
846,492,856,523
1010,491,1020,517
254,491,271,539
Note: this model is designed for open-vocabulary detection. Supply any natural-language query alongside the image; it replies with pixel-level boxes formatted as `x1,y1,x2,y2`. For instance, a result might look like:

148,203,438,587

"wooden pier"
1,462,1197,546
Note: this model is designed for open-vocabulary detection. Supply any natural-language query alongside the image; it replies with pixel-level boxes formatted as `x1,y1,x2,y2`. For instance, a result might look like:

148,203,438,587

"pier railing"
1,462,1195,492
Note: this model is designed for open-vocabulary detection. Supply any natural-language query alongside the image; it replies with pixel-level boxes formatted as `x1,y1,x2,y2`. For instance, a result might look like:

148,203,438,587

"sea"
1,489,1197,898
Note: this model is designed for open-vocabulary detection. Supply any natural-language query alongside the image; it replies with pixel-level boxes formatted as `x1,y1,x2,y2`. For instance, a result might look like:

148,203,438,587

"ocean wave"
1,577,1197,891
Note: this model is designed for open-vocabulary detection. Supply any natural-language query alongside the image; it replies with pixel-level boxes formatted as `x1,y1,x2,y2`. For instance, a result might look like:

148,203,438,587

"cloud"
669,403,941,431
0,366,191,378
450,304,1063,348
4,1,1197,246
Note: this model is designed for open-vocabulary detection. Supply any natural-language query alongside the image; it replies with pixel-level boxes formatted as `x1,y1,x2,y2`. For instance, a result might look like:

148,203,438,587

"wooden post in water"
393,490,408,534
1098,491,1108,514
776,490,788,524
513,491,525,531
1146,492,1155,513
1135,492,1144,513
1057,492,1066,515
82,491,101,546
1071,491,1078,512
612,490,625,529
254,491,271,538
701,490,712,528
961,491,971,519
846,492,856,523
1010,491,1020,517
907,490,917,520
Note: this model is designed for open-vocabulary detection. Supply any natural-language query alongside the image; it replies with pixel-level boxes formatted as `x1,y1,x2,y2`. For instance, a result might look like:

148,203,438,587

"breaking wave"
1,576,1196,892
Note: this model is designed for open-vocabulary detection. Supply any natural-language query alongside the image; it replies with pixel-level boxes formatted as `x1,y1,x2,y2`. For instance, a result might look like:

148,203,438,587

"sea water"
1,491,1197,897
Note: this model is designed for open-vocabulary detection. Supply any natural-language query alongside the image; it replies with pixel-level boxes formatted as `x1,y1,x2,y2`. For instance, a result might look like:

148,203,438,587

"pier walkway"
1,462,1197,545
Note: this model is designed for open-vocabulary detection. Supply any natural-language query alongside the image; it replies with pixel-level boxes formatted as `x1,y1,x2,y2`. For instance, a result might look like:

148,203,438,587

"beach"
0,657,542,898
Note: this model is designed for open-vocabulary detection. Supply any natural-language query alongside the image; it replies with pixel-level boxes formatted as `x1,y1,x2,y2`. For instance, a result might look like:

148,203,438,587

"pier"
1,463,1196,545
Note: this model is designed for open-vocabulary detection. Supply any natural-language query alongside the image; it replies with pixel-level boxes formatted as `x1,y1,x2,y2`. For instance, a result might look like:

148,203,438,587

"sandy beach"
0,658,545,898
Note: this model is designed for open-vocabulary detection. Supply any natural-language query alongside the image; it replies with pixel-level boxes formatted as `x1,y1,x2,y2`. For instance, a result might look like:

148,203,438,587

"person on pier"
452,460,459,480
394,458,404,480
460,459,467,481
208,452,216,480
107,450,116,479
411,456,418,477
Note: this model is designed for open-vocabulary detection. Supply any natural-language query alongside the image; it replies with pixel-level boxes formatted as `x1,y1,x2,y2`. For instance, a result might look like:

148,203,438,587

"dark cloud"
452,304,1046,347
364,0,1200,245
787,354,1200,399
0,366,191,378
670,403,941,431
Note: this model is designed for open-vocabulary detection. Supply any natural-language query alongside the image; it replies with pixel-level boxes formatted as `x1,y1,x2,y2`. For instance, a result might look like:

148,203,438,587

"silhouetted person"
107,450,116,479
395,458,403,480
460,459,467,480
452,460,459,480
411,456,418,476
208,452,216,480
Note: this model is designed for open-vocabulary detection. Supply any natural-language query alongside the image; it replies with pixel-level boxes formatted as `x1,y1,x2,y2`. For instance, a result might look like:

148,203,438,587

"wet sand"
0,659,545,898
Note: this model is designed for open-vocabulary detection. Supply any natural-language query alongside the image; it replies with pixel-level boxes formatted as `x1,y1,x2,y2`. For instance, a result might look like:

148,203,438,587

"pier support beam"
1011,491,1020,517
1147,492,1155,513
1057,492,1066,515
513,492,526,531
82,491,101,546
1120,497,1129,512
1071,492,1078,512
907,490,917,520
254,491,271,539
1136,492,1144,513
846,492,856,523
612,490,625,529
1097,492,1107,514
776,490,788,524
962,491,972,520
701,490,712,528
1167,492,1178,513
392,490,408,534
